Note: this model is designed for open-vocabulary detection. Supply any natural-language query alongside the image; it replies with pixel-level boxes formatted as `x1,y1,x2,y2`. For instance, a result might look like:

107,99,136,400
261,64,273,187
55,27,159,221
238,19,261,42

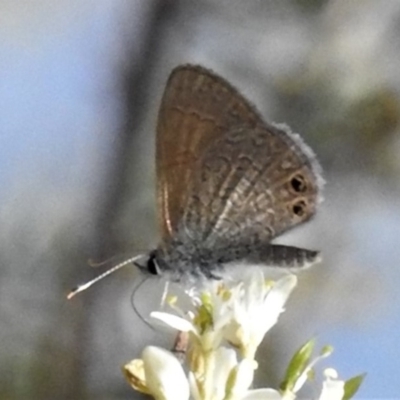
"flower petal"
319,379,345,400
209,347,238,400
228,358,256,399
264,275,297,317
151,311,195,333
123,359,151,394
142,346,190,400
225,273,298,358
243,388,283,400
189,371,202,400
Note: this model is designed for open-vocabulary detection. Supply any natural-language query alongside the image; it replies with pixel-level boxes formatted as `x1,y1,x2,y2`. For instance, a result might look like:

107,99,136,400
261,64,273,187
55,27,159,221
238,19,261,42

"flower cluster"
123,270,364,400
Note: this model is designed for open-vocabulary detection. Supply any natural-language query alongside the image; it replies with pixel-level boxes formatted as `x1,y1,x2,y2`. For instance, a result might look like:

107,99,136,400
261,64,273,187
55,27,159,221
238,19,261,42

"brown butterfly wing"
156,65,265,240
182,124,323,250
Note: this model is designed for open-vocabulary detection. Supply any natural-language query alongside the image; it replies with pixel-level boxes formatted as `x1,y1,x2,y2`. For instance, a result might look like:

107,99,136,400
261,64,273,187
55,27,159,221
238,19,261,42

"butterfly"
144,64,323,282
68,64,323,298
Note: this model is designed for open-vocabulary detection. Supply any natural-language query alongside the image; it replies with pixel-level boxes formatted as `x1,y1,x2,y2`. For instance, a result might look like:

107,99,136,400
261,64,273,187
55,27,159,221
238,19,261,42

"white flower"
150,280,236,352
151,270,296,359
190,346,238,400
318,369,345,400
124,346,190,400
123,270,363,400
189,348,272,400
223,271,297,358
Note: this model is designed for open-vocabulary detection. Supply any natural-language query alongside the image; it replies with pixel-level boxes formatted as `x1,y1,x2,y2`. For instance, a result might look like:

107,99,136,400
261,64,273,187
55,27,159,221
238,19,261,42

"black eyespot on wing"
290,174,307,193
292,200,307,217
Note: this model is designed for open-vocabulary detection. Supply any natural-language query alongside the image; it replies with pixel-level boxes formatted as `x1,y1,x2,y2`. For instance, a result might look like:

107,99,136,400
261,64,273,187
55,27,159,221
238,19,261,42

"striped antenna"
67,254,145,299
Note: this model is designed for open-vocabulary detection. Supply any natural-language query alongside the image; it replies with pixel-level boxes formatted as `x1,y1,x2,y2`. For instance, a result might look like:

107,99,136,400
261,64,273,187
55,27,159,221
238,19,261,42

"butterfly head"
134,250,162,276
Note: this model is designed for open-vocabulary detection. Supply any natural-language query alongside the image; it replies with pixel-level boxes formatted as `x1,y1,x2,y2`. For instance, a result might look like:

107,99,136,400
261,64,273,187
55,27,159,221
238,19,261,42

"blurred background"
1,0,400,398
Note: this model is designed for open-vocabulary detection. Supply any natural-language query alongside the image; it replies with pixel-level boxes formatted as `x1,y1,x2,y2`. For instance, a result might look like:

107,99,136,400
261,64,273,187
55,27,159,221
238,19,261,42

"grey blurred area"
1,0,400,398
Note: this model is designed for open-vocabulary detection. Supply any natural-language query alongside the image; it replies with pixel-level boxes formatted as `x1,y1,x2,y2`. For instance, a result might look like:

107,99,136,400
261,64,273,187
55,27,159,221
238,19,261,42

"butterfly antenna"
67,254,145,299
130,276,156,331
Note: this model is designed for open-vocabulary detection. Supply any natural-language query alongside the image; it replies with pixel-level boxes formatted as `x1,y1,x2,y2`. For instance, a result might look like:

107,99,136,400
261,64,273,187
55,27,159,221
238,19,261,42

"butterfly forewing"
156,65,265,240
